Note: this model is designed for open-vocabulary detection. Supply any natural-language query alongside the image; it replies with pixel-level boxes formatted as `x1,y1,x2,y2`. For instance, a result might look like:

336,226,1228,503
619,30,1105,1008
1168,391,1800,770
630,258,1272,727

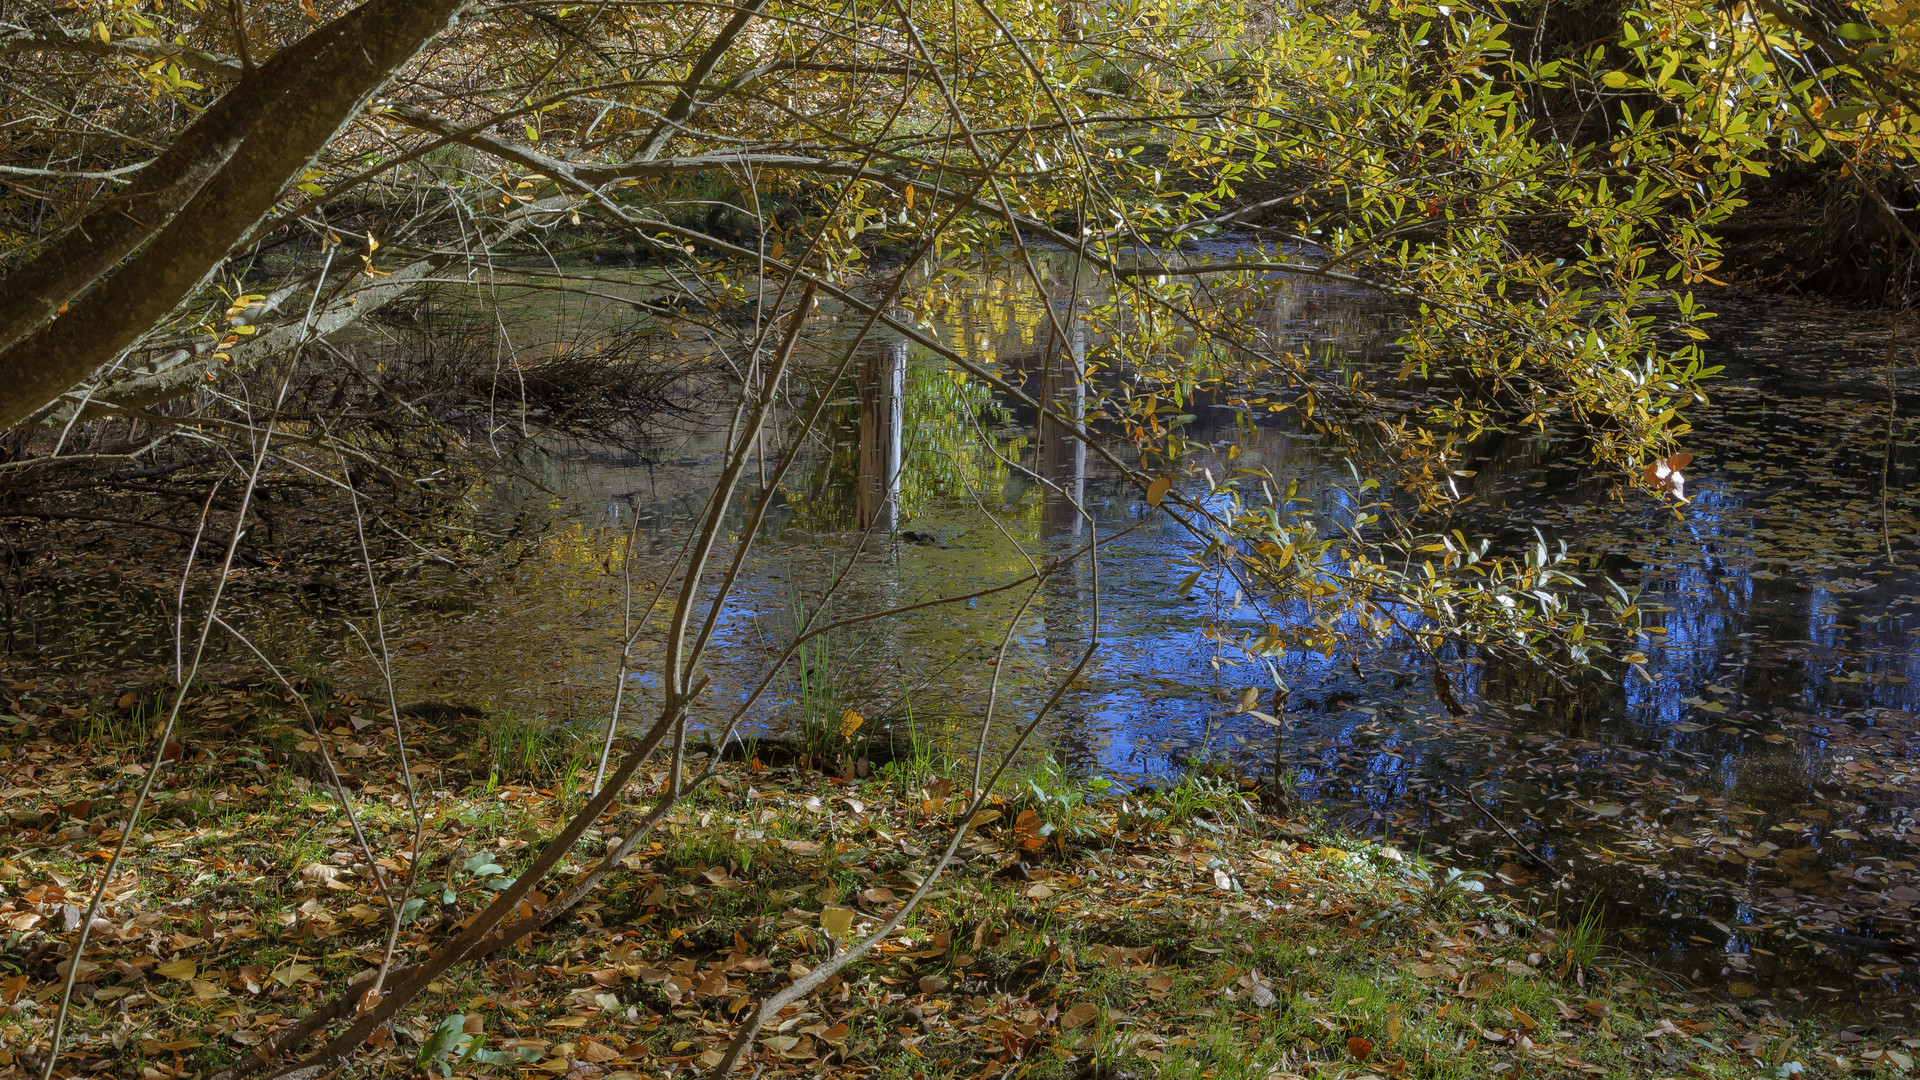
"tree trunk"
0,0,473,431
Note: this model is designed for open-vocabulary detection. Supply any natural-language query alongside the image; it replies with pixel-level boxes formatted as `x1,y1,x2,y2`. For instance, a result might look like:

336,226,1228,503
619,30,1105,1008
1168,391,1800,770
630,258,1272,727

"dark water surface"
9,250,1920,1017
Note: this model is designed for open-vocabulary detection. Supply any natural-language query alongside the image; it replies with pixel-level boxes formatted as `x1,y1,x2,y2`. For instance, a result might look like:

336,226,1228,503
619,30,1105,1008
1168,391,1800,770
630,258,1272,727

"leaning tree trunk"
0,0,473,431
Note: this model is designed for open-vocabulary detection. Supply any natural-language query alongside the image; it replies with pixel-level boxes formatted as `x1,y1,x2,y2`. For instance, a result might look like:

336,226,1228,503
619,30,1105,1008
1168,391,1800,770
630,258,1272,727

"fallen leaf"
1644,1018,1682,1039
579,1039,621,1063
1458,972,1503,999
270,963,314,988
820,905,855,939
155,959,197,981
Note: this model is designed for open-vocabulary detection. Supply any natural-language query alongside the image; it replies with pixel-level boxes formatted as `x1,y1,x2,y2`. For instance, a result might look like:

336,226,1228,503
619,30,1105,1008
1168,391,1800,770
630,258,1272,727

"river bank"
3,261,1918,1008
0,698,1897,1079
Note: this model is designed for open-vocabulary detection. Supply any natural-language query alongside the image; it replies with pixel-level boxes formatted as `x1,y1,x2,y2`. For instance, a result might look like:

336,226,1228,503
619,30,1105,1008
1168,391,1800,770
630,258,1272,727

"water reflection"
856,340,906,535
6,251,1916,1009
1035,319,1088,540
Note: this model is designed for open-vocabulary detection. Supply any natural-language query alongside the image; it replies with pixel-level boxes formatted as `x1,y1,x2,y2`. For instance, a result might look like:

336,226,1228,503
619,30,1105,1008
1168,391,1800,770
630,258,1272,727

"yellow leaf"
820,905,855,939
269,962,313,987
839,709,864,737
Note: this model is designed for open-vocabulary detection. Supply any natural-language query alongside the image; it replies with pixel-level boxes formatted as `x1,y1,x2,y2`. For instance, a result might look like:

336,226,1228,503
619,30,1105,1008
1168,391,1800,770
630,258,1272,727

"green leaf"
1600,71,1631,89
417,1015,466,1068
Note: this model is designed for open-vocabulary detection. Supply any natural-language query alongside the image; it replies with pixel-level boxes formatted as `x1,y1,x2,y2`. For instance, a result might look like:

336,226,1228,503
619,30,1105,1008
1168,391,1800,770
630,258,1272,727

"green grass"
1,688,1868,1080
471,709,595,788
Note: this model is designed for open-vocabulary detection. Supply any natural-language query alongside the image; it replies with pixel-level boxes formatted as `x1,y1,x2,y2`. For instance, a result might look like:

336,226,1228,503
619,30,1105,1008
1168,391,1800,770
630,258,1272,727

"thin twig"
1464,785,1563,879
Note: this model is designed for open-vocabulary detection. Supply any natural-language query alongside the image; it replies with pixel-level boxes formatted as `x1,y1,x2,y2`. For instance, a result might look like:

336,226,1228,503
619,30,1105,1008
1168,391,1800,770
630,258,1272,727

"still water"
11,247,1920,1012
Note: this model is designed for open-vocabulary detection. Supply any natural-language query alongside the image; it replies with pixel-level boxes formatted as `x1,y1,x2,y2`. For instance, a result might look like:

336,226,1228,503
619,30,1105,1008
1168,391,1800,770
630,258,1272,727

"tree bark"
0,0,473,431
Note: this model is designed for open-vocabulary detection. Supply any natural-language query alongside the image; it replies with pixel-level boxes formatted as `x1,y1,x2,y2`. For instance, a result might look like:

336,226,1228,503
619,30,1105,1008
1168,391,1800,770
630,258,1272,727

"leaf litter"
0,692,1895,1079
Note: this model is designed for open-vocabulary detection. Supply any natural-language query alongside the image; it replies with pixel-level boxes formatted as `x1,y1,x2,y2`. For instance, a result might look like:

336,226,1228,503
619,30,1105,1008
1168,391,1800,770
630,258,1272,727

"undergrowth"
0,692,1885,1080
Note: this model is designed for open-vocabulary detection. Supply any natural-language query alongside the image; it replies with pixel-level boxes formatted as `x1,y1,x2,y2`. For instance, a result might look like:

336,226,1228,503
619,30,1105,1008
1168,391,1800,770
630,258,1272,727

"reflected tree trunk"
857,339,907,534
1039,321,1086,539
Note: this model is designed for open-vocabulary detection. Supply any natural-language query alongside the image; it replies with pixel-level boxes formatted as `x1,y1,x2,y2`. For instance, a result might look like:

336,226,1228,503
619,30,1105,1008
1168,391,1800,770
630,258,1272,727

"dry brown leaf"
154,959,196,981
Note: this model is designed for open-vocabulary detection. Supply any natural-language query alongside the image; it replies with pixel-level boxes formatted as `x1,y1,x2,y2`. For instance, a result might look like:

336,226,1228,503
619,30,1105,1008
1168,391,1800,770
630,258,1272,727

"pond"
8,246,1919,1018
